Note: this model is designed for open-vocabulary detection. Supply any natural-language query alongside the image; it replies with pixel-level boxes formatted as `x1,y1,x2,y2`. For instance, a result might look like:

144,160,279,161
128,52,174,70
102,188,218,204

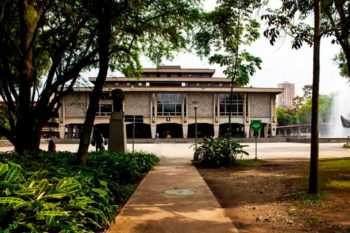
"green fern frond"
0,162,9,176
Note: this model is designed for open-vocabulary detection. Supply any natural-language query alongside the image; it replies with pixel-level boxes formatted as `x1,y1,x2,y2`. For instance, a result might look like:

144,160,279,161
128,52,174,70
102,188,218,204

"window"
219,93,244,116
96,104,113,116
156,93,182,116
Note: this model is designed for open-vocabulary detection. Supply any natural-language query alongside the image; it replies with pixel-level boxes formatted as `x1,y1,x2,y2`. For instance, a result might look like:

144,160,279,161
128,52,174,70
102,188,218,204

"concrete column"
182,125,188,139
151,124,157,139
271,124,277,136
214,125,219,138
244,124,250,138
58,124,65,139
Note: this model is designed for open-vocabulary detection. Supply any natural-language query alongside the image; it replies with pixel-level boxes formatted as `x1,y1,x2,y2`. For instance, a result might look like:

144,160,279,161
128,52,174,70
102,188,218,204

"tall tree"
193,0,263,136
0,0,99,154
77,0,201,163
309,0,321,194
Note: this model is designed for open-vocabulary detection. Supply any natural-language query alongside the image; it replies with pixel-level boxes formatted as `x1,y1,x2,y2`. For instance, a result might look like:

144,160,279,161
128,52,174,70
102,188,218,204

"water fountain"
325,85,350,138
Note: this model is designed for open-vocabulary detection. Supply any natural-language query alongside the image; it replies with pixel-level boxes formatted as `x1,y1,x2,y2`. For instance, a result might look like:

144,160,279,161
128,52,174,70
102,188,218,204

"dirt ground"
198,159,350,233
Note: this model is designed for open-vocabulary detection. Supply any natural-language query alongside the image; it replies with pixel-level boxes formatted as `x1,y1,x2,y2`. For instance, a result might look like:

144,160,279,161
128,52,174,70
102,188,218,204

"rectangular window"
96,104,112,116
156,93,182,116
219,93,244,116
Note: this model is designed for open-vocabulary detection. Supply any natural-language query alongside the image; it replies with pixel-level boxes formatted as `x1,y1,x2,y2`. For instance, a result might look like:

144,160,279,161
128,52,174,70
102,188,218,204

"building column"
244,124,250,138
271,124,277,136
151,124,157,139
58,124,65,139
182,125,188,139
214,124,219,138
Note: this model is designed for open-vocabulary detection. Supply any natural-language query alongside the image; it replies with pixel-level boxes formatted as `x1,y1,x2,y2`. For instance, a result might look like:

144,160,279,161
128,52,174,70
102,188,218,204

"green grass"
233,159,265,168
302,158,350,191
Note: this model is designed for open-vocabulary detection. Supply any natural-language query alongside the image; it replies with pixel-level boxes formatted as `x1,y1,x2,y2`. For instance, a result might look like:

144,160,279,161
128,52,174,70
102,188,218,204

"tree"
296,95,333,124
193,0,263,136
262,0,323,194
77,0,201,163
0,0,99,154
0,0,201,155
276,107,297,126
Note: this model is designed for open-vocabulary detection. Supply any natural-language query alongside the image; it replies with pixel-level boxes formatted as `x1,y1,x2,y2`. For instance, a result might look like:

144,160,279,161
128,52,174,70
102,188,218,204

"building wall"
187,93,214,118
250,93,272,118
125,93,151,116
64,93,89,117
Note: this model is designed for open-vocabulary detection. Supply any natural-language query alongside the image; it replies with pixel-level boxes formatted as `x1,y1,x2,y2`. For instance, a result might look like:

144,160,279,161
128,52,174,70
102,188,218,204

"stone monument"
108,89,127,152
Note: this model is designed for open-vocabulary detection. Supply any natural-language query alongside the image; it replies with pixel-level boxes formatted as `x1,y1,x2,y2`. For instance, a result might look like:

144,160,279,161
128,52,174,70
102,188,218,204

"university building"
58,66,283,139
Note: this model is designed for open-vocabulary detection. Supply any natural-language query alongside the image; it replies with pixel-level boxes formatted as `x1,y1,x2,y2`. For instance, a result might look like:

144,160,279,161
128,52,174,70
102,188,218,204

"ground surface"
198,159,350,233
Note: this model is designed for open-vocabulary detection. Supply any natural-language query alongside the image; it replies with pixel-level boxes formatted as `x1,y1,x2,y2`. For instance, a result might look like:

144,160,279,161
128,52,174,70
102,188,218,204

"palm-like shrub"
193,137,249,168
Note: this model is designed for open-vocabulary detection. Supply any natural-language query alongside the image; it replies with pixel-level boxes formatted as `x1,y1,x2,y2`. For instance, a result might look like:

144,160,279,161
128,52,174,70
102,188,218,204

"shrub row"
0,151,159,232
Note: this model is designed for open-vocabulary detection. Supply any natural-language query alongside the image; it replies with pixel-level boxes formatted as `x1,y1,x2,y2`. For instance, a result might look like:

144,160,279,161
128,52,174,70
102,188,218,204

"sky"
85,0,350,96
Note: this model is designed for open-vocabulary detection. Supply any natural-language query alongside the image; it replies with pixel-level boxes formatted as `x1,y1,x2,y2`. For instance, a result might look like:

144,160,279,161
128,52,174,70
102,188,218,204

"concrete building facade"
58,66,283,139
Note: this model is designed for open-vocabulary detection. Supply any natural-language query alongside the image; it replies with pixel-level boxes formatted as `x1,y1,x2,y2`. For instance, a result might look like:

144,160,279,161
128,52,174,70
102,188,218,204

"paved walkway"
107,156,238,233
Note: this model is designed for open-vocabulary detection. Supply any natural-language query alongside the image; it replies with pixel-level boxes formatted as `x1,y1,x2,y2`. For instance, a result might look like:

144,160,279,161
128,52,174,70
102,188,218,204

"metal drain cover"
165,188,196,196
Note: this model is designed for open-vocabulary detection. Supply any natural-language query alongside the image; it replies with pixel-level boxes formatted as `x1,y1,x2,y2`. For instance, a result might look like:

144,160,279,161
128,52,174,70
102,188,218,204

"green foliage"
193,0,262,86
276,107,297,126
0,151,159,232
343,142,350,148
193,137,249,168
295,95,333,124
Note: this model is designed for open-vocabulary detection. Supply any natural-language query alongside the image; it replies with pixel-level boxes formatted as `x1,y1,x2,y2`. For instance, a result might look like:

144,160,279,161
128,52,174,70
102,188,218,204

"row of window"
95,93,246,116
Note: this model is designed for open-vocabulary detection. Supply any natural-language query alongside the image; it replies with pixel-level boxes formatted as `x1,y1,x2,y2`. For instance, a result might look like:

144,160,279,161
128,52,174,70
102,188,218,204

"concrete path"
107,156,238,233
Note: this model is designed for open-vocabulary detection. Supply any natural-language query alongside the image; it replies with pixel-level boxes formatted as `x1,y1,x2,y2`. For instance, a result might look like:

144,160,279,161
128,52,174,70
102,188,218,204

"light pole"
192,101,199,149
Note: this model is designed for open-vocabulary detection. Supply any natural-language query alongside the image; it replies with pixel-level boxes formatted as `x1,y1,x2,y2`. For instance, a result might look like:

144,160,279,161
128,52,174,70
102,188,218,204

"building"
58,66,283,139
277,82,295,109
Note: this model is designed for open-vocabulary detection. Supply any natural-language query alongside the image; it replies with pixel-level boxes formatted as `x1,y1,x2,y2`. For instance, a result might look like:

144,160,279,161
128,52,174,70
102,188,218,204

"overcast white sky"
87,0,350,96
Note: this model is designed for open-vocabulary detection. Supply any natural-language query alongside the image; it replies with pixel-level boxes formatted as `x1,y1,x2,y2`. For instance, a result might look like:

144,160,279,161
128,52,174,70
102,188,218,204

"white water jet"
325,85,350,138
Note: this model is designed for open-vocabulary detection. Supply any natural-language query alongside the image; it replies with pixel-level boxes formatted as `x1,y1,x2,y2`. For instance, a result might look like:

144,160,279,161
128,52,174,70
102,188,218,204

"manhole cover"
165,188,196,196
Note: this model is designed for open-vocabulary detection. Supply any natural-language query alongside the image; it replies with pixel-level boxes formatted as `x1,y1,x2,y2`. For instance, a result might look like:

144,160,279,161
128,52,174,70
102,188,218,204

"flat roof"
72,86,283,94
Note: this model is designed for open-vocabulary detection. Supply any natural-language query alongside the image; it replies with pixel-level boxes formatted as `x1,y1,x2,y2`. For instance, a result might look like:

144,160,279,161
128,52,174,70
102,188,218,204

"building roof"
73,86,284,94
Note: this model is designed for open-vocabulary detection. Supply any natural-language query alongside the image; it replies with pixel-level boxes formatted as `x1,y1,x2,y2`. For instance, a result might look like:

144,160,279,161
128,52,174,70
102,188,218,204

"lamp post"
192,101,199,149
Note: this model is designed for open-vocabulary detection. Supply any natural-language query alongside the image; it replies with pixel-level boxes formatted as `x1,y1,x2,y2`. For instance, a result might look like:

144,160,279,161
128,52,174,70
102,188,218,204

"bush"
0,151,159,232
343,142,350,148
193,137,249,168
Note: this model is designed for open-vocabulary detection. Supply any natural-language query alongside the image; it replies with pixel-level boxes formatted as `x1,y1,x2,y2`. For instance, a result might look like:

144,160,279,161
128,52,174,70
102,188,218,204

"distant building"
277,82,295,109
57,66,283,139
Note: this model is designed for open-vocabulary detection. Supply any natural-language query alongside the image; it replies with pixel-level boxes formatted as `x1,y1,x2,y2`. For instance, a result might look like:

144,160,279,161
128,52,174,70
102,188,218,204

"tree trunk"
308,0,320,195
16,0,38,154
77,3,111,164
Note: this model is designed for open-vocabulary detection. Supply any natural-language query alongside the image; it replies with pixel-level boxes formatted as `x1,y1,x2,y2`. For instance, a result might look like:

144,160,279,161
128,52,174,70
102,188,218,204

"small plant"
343,142,350,148
193,137,249,168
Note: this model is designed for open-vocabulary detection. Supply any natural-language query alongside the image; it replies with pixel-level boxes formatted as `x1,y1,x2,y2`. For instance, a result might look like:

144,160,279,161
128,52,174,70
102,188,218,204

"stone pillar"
214,125,219,138
264,124,269,138
244,124,250,138
182,125,188,139
151,124,157,139
58,124,65,139
108,112,127,153
271,124,277,136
